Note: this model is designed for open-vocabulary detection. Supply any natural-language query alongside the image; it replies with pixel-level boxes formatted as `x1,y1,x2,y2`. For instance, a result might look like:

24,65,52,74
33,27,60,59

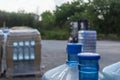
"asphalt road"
1,40,120,80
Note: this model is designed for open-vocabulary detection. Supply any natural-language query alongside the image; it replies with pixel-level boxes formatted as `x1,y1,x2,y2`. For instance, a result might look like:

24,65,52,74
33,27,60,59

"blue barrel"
78,53,100,80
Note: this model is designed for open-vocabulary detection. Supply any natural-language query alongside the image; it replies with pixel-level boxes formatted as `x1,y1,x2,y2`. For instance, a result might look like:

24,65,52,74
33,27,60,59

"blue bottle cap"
67,43,82,54
2,28,9,33
78,53,100,60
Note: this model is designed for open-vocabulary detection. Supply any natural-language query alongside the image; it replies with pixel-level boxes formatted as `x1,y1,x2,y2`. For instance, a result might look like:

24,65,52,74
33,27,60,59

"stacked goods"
6,29,41,77
0,28,9,75
0,27,41,77
0,30,3,74
78,30,96,52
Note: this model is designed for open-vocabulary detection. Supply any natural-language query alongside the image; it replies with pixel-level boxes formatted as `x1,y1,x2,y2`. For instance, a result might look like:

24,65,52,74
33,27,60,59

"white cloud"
0,0,56,14
0,0,73,14
54,0,73,6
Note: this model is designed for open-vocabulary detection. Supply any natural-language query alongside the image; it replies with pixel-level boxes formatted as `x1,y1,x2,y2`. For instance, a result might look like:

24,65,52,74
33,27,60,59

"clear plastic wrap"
102,61,120,80
42,63,104,80
1,28,9,74
42,64,79,80
0,30,3,74
5,29,41,77
0,28,41,77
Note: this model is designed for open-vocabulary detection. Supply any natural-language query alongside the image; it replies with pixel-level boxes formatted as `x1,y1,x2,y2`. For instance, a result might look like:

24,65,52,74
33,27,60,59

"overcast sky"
0,0,73,14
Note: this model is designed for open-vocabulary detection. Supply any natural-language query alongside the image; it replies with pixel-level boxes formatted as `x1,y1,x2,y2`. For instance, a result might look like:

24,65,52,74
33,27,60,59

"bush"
107,34,120,40
40,29,69,40
98,34,106,40
98,33,120,40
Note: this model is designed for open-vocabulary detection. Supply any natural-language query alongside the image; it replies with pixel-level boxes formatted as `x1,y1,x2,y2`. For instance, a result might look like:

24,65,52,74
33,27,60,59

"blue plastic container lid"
2,28,9,33
78,53,100,60
78,30,96,34
67,43,82,54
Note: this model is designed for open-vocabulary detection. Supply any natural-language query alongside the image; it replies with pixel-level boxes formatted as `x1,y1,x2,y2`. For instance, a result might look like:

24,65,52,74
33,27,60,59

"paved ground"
1,40,120,80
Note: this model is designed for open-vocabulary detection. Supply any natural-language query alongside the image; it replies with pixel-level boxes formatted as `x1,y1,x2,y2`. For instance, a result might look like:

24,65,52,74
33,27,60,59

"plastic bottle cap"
67,43,82,54
31,41,35,46
19,41,24,46
78,53,100,60
2,28,9,33
13,42,18,46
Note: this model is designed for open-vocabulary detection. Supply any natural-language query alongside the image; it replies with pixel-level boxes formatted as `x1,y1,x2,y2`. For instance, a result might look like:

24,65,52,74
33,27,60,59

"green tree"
54,1,85,28
0,10,37,28
41,11,55,29
88,0,120,34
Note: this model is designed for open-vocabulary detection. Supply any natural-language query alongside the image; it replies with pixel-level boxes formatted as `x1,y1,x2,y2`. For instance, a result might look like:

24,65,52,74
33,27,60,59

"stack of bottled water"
1,28,9,74
13,41,35,61
78,30,97,52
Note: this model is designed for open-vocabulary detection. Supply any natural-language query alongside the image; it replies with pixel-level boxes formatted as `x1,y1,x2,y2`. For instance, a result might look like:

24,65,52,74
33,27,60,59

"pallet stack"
78,30,97,53
0,27,42,77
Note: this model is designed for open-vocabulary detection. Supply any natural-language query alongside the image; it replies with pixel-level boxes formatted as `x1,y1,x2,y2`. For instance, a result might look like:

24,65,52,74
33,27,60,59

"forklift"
68,19,89,43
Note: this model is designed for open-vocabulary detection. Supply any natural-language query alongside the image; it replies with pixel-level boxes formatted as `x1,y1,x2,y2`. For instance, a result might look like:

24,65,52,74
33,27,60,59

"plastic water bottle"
13,42,18,61
78,53,100,80
30,41,35,60
42,43,82,80
18,41,24,60
24,41,30,60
